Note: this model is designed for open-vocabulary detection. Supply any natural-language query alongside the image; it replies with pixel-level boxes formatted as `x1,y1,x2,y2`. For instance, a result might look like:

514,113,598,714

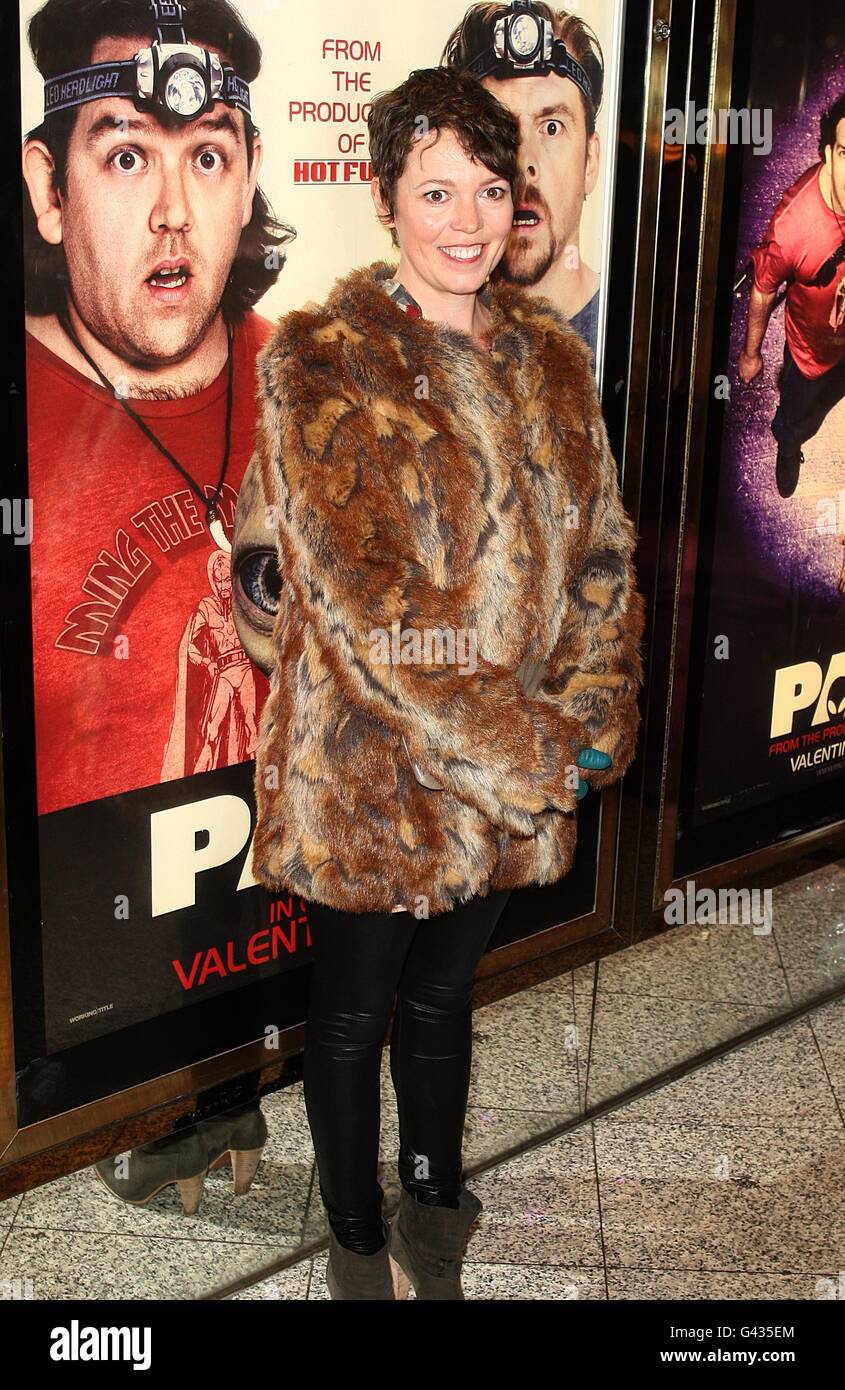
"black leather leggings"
302,887,512,1253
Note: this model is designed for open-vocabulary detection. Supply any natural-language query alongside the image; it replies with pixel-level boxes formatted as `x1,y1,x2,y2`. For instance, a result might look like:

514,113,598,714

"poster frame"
1,0,668,1187
643,0,845,923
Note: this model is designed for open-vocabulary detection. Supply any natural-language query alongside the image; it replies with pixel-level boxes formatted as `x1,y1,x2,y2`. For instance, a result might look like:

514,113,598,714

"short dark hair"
23,0,294,319
819,93,845,162
367,66,520,250
441,2,605,140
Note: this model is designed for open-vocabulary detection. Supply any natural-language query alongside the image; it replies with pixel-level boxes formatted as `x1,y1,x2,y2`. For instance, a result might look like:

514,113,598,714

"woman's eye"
196,149,224,173
110,149,144,173
424,190,447,203
485,186,508,199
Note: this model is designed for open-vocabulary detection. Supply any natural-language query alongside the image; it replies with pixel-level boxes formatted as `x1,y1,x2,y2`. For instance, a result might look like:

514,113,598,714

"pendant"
207,505,231,553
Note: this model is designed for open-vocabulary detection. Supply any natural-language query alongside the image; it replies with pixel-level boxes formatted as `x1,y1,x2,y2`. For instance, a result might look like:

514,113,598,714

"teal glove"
574,747,613,799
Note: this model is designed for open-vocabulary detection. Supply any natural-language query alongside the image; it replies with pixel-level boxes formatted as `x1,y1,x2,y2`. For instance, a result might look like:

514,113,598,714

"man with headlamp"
23,0,292,811
21,0,291,1207
442,1,604,362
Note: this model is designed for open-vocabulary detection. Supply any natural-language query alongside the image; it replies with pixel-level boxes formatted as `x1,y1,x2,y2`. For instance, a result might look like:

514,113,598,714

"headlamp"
464,0,594,111
43,0,252,125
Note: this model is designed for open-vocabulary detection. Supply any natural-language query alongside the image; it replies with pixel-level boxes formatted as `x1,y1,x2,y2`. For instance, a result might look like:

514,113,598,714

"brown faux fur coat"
242,259,646,916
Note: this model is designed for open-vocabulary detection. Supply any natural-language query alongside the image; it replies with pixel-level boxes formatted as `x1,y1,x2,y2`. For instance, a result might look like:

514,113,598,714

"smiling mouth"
439,244,485,262
512,208,541,229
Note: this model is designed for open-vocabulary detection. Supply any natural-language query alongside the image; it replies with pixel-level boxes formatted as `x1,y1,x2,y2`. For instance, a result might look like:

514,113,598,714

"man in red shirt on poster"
739,94,845,502
21,0,292,1205
22,0,292,817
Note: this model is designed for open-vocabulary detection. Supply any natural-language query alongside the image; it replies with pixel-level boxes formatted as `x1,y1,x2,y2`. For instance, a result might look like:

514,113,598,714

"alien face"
827,675,845,718
231,452,281,676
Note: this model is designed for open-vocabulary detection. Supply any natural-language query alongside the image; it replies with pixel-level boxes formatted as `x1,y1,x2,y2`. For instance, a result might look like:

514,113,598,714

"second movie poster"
679,0,845,864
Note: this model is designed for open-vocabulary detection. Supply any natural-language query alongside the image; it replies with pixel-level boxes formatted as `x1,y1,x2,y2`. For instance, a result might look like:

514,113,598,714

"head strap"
42,0,252,122
461,2,594,111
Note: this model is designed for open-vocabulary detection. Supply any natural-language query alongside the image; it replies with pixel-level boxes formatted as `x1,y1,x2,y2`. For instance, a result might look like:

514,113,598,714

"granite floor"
228,993,845,1301
1,855,843,1300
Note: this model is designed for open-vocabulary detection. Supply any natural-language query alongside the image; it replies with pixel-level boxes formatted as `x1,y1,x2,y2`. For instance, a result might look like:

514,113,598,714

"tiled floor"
2,856,843,1300
231,997,844,1300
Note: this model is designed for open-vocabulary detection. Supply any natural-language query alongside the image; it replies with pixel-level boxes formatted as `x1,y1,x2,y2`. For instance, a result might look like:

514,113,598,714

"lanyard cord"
812,167,845,286
57,310,234,523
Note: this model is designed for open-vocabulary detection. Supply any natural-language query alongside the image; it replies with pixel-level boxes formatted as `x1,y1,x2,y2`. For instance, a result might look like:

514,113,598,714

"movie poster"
15,0,623,1056
681,0,845,849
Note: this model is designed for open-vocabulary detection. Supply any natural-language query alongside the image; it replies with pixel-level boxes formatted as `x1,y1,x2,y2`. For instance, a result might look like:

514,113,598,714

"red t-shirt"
26,310,274,816
750,162,845,378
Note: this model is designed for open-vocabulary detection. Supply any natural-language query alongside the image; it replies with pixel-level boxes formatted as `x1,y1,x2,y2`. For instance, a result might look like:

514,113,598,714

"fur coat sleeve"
253,263,646,845
532,401,647,797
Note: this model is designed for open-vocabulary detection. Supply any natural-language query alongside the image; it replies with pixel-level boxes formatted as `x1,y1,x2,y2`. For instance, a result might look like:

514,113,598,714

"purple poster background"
688,1,845,828
728,55,845,602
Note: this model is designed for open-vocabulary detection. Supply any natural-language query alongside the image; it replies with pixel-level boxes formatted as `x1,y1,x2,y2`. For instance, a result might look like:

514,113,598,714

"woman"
232,65,646,1299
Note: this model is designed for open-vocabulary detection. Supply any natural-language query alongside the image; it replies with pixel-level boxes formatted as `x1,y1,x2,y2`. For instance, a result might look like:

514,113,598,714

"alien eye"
236,549,281,619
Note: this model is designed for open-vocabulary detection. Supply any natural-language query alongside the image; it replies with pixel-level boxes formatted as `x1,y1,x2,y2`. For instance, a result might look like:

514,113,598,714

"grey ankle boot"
92,1128,209,1215
387,1185,482,1300
325,1216,399,1300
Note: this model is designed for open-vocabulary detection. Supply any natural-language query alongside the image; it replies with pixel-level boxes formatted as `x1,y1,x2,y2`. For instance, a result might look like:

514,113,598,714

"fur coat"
240,259,646,917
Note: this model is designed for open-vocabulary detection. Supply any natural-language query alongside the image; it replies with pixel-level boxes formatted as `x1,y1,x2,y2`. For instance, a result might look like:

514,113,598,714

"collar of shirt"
382,277,424,319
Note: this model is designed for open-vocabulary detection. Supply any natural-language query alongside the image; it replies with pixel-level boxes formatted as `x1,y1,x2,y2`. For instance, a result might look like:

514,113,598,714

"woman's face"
378,126,514,295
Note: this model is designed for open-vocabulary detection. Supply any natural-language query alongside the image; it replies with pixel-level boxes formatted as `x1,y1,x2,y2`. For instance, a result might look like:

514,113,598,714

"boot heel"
388,1252,412,1300
176,1171,206,1216
230,1145,265,1194
197,1102,268,1196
